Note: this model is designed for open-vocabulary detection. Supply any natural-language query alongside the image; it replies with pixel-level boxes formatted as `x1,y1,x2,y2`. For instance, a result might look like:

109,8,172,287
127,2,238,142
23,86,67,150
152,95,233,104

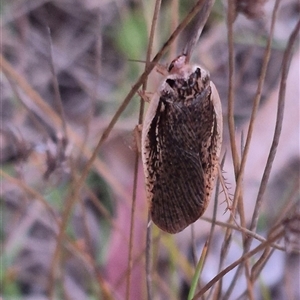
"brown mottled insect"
142,54,223,234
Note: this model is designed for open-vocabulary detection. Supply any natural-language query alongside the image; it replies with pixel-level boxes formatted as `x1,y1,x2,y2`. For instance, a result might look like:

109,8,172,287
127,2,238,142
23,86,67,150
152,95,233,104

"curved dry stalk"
183,0,215,62
169,0,179,58
221,1,282,299
231,9,300,299
203,154,227,299
201,216,285,251
250,246,276,283
271,178,300,229
244,18,300,290
213,1,239,297
192,231,284,299
249,17,300,235
228,6,300,300
227,0,240,176
251,180,300,281
125,145,141,300
232,0,281,231
141,2,163,299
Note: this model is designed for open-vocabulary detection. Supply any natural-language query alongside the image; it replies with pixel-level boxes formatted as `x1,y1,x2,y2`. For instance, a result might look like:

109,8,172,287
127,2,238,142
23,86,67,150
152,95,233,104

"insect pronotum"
141,54,223,234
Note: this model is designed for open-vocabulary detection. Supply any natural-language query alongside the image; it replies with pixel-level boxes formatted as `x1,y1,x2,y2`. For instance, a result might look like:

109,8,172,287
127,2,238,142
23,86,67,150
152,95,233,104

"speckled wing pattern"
142,55,222,234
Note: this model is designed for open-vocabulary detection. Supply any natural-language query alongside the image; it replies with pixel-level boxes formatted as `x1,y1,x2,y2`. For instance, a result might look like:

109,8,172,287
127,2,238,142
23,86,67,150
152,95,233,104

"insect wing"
142,85,216,233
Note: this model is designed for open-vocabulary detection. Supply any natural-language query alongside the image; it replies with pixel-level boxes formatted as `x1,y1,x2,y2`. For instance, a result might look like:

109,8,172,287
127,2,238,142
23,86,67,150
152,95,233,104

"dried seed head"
142,55,223,234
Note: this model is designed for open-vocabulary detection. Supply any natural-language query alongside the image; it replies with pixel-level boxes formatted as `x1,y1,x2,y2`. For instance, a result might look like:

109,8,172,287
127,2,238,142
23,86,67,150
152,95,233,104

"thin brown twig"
203,154,227,300
228,0,294,297
192,231,284,299
126,0,163,298
247,17,300,284
222,1,282,299
169,0,179,59
232,0,281,235
251,198,300,284
200,216,285,251
225,4,249,280
223,179,250,295
125,137,140,300
213,2,238,298
141,2,163,299
271,178,300,229
184,0,215,62
250,246,276,283
248,16,300,236
226,0,240,177
234,245,275,300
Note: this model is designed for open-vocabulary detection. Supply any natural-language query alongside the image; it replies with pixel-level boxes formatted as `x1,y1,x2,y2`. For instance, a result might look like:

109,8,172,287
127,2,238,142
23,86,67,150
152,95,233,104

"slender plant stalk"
169,0,179,59
125,143,140,300
249,16,300,236
226,0,240,175
184,0,215,62
222,1,282,299
201,216,286,251
248,17,300,284
141,1,162,299
204,154,226,299
228,2,299,299
214,1,238,297
188,242,208,300
193,231,284,299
